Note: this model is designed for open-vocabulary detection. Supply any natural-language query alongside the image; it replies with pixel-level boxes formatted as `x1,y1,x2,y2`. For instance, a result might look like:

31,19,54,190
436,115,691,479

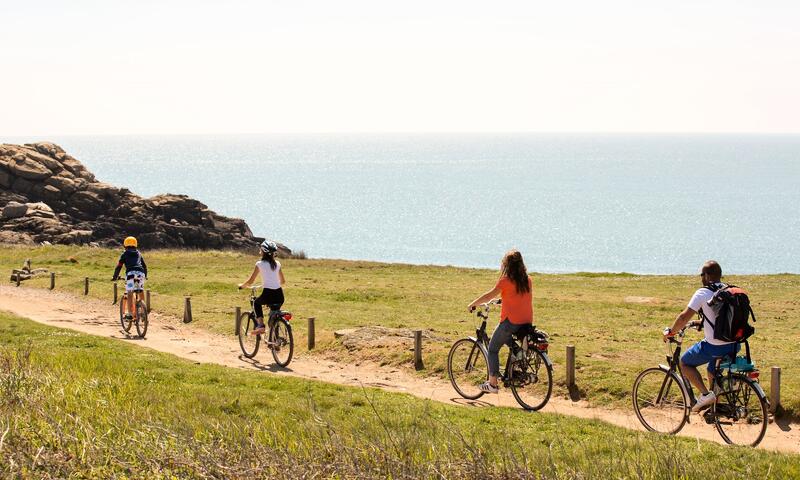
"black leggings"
254,288,284,320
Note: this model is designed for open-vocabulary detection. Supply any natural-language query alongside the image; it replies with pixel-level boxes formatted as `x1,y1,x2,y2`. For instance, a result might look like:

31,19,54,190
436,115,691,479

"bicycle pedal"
702,411,716,424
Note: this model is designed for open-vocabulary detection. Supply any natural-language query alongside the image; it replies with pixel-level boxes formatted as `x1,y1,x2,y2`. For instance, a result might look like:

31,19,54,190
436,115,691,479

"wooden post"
414,330,424,370
308,317,316,350
234,307,241,335
566,345,576,388
113,282,118,304
770,366,781,414
15,272,20,287
84,277,89,295
50,272,55,290
146,290,151,313
183,297,192,323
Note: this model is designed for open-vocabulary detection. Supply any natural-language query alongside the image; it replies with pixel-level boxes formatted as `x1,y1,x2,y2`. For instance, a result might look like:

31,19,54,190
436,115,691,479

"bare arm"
279,269,286,286
238,266,259,289
467,285,502,311
663,307,697,341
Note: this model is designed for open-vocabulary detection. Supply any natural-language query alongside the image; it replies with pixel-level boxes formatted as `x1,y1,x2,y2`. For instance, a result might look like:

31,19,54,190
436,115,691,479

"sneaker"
124,314,133,320
251,325,266,336
479,381,499,394
692,391,716,412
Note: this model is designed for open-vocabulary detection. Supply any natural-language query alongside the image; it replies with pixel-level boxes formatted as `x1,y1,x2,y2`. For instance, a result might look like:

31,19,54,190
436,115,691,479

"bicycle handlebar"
663,320,702,343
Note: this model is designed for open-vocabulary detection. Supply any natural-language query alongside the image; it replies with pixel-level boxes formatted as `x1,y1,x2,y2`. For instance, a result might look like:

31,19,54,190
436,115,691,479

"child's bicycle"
447,299,553,411
115,280,148,338
237,284,294,367
631,321,768,447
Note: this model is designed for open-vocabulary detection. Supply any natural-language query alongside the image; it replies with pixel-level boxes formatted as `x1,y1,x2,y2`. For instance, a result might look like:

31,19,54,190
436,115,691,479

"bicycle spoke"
447,339,488,400
509,349,552,411
714,377,768,446
632,368,688,435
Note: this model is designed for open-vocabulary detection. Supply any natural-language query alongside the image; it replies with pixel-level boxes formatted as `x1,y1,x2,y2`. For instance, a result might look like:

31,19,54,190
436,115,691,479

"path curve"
1,285,797,454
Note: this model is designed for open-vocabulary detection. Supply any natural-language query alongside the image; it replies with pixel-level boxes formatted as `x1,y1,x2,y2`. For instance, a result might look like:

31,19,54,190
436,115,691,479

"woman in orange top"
467,249,533,393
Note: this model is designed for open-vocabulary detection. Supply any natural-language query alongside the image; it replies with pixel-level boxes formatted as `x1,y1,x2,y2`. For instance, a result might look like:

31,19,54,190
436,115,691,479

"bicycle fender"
750,380,767,400
539,351,553,368
657,364,671,372
467,337,489,356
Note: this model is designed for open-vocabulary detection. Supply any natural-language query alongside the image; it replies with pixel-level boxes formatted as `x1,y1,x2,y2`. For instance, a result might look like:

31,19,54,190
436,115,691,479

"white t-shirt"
687,283,733,346
256,260,282,289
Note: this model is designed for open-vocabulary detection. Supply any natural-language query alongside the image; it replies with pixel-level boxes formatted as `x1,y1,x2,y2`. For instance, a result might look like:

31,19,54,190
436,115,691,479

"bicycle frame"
470,302,552,383
658,327,767,417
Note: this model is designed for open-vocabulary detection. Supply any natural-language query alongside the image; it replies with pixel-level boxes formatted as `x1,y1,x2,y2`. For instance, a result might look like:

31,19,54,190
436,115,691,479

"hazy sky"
2,0,799,135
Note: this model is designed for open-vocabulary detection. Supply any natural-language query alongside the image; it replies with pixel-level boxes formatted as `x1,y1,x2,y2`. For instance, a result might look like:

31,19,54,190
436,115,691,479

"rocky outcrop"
0,142,284,251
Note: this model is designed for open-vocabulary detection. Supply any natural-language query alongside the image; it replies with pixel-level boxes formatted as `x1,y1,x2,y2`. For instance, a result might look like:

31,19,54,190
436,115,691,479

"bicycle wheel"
238,311,260,358
119,294,133,333
509,349,553,411
135,300,148,338
713,377,768,447
269,318,294,367
447,338,488,400
632,367,689,435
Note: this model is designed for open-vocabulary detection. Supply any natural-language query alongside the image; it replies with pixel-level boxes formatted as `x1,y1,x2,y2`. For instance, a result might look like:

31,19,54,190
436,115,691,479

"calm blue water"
4,134,799,274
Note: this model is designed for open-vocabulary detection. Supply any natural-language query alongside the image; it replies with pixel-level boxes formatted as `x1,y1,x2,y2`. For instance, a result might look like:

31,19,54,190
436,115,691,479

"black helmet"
260,240,278,255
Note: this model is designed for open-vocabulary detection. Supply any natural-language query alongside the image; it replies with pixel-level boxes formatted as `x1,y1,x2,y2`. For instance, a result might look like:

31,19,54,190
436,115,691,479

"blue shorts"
681,340,740,373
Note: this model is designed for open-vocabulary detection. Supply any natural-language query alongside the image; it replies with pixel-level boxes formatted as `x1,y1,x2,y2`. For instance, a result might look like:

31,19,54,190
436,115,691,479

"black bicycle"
237,284,294,367
447,299,553,411
632,321,768,447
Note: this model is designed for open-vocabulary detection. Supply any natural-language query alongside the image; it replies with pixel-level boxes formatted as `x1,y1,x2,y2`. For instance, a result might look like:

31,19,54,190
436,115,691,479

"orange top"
495,276,533,325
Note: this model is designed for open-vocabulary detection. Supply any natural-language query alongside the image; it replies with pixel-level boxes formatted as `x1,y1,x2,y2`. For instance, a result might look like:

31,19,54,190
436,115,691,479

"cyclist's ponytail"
261,251,277,270
500,249,530,294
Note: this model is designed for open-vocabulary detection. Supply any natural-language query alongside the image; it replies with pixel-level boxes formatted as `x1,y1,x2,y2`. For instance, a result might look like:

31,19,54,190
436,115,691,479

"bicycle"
236,284,294,367
115,280,148,338
447,299,553,411
631,321,768,447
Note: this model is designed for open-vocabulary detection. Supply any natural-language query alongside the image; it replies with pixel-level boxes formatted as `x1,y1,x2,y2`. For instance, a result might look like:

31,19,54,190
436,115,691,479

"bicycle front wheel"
119,295,133,333
509,349,553,411
632,367,689,435
447,338,488,400
713,377,768,447
270,319,294,367
238,312,260,358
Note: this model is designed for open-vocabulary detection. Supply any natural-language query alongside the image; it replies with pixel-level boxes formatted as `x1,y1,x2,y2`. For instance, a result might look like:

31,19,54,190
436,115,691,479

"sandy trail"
1,285,797,454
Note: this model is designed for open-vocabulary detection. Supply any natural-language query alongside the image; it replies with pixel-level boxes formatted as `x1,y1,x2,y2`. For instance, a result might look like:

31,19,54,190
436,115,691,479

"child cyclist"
111,236,148,320
467,249,534,394
238,240,286,335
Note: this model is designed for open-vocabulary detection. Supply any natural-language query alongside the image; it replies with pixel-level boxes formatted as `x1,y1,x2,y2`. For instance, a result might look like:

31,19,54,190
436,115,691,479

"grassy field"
2,244,798,418
1,312,798,479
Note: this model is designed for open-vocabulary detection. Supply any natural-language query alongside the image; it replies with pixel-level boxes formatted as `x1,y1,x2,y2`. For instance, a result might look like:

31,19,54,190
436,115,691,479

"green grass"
1,312,798,479
2,244,798,418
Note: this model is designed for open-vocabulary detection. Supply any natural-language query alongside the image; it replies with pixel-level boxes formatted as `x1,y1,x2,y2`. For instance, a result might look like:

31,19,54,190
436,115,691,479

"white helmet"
260,240,278,255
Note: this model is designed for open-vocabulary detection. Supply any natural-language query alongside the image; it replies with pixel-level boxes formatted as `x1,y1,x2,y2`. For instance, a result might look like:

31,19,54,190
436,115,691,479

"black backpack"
699,283,756,343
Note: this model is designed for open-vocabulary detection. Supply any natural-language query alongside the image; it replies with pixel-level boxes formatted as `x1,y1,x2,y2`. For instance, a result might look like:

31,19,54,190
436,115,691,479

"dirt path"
1,285,797,454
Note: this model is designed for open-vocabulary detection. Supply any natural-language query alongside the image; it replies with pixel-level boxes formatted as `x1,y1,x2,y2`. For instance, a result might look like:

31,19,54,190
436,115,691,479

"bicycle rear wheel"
119,294,133,333
447,338,488,400
713,377,768,447
238,311,260,358
269,318,294,367
632,367,689,435
509,349,553,411
135,300,148,338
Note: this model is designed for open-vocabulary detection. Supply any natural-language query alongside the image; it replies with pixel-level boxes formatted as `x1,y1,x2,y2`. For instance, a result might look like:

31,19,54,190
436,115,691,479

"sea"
3,134,799,274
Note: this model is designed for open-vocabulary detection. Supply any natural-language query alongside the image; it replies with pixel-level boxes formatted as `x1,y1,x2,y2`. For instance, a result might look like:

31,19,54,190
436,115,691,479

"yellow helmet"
123,236,138,248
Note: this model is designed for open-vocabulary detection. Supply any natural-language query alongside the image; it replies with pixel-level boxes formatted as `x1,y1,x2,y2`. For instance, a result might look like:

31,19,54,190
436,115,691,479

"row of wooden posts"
16,273,784,414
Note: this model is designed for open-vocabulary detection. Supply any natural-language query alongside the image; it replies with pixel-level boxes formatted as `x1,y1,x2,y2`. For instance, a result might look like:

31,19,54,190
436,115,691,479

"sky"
1,0,799,135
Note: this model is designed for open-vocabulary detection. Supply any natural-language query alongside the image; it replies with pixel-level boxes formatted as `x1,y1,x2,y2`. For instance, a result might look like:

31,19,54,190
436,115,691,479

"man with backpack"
663,260,755,412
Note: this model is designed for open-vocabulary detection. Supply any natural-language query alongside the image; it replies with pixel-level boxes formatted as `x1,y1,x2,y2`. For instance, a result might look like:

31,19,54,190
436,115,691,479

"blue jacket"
113,248,147,279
